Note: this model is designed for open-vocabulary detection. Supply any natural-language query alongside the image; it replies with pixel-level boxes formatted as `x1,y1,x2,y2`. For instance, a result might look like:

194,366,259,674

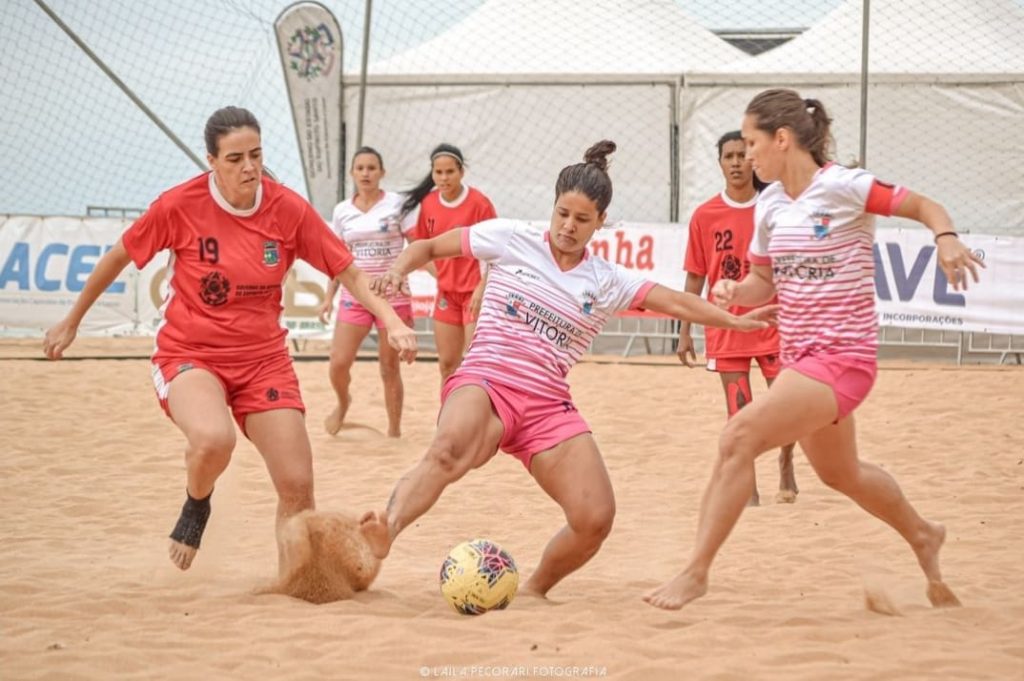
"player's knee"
568,500,616,541
424,435,470,478
718,418,761,465
378,356,401,382
328,355,353,381
273,470,314,510
187,426,235,467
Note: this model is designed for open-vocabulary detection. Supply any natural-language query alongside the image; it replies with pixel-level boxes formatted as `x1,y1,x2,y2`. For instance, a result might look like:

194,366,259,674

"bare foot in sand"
358,510,392,559
168,541,198,570
167,492,211,571
912,521,961,607
642,569,708,610
746,493,760,508
775,489,798,504
324,394,351,435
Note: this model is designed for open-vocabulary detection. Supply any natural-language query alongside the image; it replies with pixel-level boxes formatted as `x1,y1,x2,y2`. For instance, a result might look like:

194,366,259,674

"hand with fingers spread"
734,304,779,331
371,269,407,298
934,234,985,291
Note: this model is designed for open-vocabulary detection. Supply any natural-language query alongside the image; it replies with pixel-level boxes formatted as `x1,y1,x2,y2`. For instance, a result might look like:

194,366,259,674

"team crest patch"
378,217,390,232
581,290,597,316
438,297,449,311
263,241,280,266
811,209,833,239
505,291,525,317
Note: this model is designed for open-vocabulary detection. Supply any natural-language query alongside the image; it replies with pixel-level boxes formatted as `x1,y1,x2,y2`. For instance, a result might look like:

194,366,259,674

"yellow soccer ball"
439,538,519,615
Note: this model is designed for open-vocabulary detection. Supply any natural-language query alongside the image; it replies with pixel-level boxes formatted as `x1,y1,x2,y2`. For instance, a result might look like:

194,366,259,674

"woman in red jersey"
679,130,797,506
645,89,982,611
401,144,497,384
42,107,417,574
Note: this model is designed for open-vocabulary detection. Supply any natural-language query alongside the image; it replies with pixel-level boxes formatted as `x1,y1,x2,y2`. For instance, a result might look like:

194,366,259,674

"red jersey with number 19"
684,192,780,359
122,173,354,361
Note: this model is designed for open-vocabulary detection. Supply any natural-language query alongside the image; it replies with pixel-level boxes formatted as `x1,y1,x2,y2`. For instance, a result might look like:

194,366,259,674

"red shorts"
707,354,782,379
441,373,591,471
787,353,877,421
150,351,304,434
433,289,475,326
337,299,413,330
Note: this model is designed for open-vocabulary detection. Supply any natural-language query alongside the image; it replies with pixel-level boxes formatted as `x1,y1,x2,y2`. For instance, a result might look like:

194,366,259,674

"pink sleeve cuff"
748,252,771,266
866,180,908,216
460,227,473,257
629,281,657,310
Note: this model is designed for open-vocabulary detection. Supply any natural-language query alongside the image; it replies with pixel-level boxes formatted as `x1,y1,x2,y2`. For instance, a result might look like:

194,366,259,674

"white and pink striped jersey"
458,219,655,401
749,163,907,364
330,191,414,306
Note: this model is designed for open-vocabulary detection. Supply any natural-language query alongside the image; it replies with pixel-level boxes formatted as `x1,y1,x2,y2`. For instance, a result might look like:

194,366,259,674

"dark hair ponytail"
554,140,615,213
745,88,833,167
204,106,260,156
401,143,465,216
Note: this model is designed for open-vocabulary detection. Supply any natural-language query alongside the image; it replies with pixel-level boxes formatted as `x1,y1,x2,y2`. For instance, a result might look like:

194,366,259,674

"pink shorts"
787,353,877,421
433,289,475,326
707,354,782,379
151,351,304,434
337,299,413,330
441,373,591,470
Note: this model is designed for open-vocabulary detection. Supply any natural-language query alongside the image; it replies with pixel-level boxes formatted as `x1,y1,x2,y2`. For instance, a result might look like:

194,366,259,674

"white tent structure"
679,0,1024,234
342,0,746,221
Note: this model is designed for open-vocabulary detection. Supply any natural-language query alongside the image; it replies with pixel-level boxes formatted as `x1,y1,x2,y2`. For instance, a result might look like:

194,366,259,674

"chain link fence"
2,0,1022,360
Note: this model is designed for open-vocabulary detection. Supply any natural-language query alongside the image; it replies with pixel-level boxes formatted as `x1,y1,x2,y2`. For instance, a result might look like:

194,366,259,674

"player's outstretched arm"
337,265,418,364
711,264,775,309
371,229,466,298
43,239,133,360
640,284,775,332
893,192,984,291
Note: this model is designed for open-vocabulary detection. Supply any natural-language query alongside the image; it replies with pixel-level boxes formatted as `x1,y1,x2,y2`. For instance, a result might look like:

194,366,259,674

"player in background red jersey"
679,130,797,506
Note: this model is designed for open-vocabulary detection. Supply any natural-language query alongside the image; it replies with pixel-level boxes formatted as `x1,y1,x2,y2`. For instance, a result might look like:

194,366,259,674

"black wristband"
933,231,958,243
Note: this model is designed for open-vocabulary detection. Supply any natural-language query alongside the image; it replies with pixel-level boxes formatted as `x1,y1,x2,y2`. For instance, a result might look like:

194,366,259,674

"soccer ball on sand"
439,538,519,615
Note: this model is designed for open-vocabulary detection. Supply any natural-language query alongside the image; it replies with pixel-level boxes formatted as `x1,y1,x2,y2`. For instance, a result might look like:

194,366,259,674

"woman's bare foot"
358,510,393,559
911,521,961,607
167,491,211,571
324,394,351,435
642,569,708,610
775,489,798,504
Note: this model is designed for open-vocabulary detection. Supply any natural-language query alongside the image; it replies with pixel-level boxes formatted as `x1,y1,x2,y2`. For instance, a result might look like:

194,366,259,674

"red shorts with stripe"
432,289,475,326
706,354,782,379
150,350,304,434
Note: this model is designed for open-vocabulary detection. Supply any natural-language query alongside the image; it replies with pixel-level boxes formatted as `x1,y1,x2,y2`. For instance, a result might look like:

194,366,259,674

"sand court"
1,343,1022,680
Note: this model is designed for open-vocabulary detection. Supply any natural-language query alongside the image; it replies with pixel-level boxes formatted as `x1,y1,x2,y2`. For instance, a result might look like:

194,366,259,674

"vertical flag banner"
275,2,345,220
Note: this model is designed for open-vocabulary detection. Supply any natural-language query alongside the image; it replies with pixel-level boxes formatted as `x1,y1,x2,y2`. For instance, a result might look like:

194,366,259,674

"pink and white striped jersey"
749,163,907,364
458,219,655,402
330,191,414,306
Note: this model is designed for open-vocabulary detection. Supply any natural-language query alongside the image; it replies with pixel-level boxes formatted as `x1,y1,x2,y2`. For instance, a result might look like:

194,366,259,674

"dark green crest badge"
263,241,280,267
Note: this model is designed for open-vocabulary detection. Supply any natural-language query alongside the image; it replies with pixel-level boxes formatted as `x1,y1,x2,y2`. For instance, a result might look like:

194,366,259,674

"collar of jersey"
438,184,469,209
209,172,263,217
719,190,759,209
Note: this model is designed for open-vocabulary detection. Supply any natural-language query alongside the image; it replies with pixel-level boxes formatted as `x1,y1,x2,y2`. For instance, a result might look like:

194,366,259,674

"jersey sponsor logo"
520,300,585,350
772,254,837,281
811,209,834,239
263,240,280,267
513,267,541,282
199,271,231,306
